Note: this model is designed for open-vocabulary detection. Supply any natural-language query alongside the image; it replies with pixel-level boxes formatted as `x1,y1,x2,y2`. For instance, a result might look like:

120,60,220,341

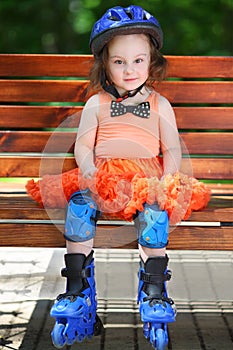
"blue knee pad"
64,189,98,242
134,203,169,248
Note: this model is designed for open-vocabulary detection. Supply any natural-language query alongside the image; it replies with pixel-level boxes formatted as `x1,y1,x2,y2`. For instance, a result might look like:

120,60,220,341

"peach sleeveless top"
95,91,160,159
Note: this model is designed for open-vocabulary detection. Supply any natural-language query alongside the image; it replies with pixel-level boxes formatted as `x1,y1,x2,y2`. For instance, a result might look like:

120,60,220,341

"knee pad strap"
64,190,98,242
134,203,169,248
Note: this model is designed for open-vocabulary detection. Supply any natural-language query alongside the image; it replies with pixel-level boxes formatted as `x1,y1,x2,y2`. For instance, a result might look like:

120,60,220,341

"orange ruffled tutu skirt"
26,158,211,225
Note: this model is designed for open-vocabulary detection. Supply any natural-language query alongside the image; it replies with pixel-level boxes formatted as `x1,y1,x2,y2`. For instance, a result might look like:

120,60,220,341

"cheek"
106,64,116,82
109,66,122,80
144,63,150,77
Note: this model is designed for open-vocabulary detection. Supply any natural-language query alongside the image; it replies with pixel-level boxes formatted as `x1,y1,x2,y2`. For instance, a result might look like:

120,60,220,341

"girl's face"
107,34,151,96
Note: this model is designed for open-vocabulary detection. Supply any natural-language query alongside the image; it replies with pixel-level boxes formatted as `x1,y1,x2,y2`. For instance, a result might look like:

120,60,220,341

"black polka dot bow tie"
110,101,150,118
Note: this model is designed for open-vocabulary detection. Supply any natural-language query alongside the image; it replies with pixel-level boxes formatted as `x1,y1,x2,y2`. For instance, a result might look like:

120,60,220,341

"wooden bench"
0,54,232,250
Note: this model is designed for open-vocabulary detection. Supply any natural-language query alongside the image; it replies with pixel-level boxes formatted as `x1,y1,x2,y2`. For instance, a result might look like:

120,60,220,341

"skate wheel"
94,315,104,336
51,323,66,349
156,328,166,350
143,322,150,339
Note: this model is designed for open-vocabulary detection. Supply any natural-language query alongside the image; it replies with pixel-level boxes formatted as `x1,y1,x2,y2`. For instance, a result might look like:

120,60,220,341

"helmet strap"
101,73,146,102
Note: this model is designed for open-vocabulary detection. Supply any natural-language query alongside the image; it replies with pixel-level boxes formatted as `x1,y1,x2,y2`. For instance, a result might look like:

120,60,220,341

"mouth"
124,78,137,82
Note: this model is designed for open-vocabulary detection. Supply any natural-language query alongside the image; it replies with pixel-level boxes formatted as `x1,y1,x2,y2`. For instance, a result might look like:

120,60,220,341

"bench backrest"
0,54,232,183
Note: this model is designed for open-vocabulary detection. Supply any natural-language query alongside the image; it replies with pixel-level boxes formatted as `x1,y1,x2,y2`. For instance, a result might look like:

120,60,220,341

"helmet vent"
109,15,121,21
125,10,134,20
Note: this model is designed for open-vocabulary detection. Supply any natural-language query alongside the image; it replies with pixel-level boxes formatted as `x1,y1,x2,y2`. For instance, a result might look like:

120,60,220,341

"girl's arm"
74,94,99,179
158,95,182,176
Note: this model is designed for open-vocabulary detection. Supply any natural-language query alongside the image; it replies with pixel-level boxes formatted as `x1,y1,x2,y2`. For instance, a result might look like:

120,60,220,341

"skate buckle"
86,296,91,307
166,270,172,281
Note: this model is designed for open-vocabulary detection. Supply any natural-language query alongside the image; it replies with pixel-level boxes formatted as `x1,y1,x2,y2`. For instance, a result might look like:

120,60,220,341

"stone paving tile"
195,313,233,349
168,313,202,350
0,300,38,350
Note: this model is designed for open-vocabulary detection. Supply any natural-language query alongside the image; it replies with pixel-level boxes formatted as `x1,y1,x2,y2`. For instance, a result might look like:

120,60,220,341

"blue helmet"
90,5,163,56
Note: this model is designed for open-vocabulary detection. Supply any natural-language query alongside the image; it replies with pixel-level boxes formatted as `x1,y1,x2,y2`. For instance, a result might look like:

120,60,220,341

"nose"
124,63,134,74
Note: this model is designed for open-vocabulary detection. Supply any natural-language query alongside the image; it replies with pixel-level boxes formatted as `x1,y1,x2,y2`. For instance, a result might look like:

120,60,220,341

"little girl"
26,5,210,349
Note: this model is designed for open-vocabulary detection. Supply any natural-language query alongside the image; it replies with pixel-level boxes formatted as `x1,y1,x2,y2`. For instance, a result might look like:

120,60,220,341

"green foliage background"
0,0,232,55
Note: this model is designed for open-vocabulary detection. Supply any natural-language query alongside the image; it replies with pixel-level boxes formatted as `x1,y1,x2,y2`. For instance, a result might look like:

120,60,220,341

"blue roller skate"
50,251,103,348
138,255,176,350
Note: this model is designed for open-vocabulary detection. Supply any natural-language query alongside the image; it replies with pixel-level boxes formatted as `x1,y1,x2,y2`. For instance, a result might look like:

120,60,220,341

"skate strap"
144,294,175,305
57,290,84,301
61,267,92,279
140,270,171,284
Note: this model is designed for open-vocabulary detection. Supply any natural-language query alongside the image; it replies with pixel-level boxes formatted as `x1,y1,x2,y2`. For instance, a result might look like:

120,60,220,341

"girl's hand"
82,166,98,179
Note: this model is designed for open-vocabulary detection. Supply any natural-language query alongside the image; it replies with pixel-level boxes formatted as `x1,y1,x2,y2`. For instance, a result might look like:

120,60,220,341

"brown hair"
88,34,167,95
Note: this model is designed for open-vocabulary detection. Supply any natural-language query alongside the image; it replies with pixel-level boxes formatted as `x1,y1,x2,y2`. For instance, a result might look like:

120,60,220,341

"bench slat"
0,131,77,153
0,182,232,194
0,156,232,179
0,80,89,102
0,156,77,176
0,106,233,130
0,54,93,77
180,158,233,179
0,223,232,250
166,56,233,78
175,107,233,130
0,195,231,222
0,55,232,78
0,80,232,104
159,81,233,104
0,106,82,128
180,132,232,154
1,131,232,154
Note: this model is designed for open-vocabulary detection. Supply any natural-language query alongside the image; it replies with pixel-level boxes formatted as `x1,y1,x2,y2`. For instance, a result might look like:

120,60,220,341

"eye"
114,59,124,65
135,58,143,63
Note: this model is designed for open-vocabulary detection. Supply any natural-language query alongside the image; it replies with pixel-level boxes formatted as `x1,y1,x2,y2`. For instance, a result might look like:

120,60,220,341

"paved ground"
0,248,232,350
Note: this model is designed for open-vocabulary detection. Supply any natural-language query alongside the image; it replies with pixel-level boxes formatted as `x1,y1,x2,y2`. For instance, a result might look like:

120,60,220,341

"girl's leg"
50,191,103,347
66,238,94,255
138,245,166,261
135,203,176,347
